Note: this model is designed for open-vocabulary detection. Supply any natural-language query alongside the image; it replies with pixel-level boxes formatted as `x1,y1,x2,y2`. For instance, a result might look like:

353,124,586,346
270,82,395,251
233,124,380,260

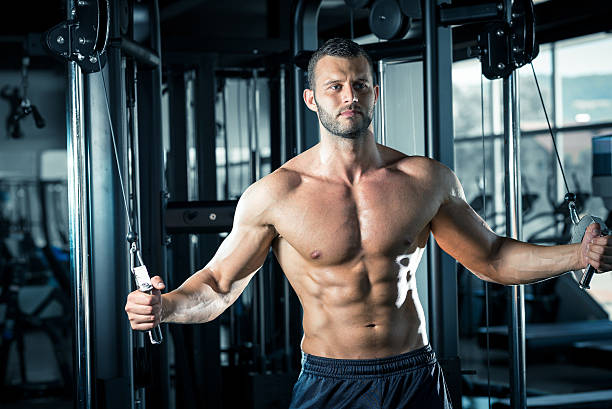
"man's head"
307,38,375,90
304,38,378,140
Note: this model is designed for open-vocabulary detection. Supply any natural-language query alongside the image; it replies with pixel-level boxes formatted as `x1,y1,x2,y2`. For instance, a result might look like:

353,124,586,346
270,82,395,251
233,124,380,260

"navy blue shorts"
289,345,452,409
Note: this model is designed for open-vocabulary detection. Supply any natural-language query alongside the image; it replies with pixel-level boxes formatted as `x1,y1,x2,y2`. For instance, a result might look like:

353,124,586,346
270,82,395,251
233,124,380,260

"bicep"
205,222,276,291
430,196,501,280
199,181,278,293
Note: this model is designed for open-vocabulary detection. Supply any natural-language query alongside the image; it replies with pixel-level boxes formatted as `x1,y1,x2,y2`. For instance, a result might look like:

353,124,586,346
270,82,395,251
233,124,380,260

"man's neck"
317,127,382,184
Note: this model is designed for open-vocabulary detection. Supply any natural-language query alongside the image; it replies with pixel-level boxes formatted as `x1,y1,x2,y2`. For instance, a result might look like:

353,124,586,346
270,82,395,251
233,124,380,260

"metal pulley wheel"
369,0,411,40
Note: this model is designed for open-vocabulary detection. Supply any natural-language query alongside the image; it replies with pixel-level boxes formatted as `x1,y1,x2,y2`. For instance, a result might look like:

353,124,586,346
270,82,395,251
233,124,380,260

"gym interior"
0,0,611,408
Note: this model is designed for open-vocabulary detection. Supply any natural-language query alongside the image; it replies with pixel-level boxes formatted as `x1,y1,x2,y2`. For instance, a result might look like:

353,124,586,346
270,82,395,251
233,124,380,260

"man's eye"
355,83,366,90
330,84,340,90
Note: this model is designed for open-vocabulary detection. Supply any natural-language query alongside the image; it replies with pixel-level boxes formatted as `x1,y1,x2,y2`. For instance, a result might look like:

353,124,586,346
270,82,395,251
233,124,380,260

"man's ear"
303,88,318,112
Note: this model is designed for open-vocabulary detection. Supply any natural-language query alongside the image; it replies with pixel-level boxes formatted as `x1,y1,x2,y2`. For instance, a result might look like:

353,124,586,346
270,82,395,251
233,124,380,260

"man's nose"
342,87,357,104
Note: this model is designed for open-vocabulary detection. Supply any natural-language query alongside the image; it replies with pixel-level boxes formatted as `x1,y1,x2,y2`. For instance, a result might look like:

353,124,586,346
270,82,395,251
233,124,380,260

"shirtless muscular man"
125,38,612,408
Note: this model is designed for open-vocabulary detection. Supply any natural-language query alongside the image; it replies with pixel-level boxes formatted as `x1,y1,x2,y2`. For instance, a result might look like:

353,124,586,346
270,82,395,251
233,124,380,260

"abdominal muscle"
286,255,429,359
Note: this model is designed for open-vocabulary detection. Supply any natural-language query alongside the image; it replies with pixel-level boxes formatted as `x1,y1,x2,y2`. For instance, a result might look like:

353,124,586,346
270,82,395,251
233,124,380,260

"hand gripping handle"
578,225,610,290
571,216,610,290
133,265,163,345
144,289,163,344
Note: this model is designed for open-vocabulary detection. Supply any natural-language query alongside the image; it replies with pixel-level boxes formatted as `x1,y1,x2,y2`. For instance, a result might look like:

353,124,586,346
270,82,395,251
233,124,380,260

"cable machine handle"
579,265,597,290
133,264,163,345
578,225,610,290
145,294,163,345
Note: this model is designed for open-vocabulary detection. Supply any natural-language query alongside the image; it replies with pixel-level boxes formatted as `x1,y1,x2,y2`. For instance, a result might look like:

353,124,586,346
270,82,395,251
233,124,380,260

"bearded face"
306,55,378,140
314,97,375,139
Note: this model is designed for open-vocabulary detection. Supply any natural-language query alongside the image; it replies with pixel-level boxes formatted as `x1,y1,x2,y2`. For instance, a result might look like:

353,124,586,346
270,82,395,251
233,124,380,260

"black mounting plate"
43,0,110,73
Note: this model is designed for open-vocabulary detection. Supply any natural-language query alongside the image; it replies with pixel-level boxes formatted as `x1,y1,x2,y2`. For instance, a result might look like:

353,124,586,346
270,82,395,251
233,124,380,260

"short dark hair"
307,38,375,90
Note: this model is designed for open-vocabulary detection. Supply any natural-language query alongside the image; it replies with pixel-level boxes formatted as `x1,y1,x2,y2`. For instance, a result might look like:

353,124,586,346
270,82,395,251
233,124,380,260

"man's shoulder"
243,164,303,203
392,154,462,199
393,154,451,179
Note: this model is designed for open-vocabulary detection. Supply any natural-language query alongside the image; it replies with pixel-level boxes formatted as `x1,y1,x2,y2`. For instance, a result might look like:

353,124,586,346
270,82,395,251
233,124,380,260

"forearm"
488,237,583,285
160,269,252,324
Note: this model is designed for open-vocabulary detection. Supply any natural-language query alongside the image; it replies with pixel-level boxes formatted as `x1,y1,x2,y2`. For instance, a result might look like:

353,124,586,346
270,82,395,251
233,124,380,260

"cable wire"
530,62,571,195
96,51,134,235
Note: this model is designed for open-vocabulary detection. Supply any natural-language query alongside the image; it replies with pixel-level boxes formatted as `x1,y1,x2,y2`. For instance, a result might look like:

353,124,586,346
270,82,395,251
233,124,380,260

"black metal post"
193,55,222,409
423,0,461,407
67,15,93,407
135,1,170,408
80,0,134,406
502,2,527,407
166,67,200,409
292,0,322,154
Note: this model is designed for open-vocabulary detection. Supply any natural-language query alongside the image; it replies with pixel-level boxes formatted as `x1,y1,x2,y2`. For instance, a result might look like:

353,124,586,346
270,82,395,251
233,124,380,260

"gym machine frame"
45,0,169,408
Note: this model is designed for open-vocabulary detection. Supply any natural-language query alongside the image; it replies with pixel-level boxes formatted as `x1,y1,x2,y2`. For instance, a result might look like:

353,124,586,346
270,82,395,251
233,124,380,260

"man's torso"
265,145,448,359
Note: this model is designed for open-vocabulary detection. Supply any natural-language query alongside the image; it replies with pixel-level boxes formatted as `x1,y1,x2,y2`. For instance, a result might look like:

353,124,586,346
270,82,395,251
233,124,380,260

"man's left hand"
580,223,612,273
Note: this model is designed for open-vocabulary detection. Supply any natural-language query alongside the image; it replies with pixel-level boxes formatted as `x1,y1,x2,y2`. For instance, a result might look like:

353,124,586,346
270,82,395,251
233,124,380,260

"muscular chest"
273,173,433,264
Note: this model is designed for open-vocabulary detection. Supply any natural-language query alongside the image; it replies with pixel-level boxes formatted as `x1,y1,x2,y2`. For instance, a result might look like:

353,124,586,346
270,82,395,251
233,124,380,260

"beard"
315,98,374,139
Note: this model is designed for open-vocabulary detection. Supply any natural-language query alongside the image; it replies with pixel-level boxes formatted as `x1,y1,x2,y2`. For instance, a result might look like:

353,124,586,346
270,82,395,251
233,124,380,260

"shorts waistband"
301,345,437,377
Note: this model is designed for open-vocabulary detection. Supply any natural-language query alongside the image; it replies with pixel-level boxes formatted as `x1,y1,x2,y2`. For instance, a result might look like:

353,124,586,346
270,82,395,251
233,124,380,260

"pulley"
477,0,539,79
369,0,411,41
43,0,110,73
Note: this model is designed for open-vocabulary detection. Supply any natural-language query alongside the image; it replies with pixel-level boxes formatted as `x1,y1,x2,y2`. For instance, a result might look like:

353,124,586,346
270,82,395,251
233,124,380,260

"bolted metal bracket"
477,0,539,80
43,0,110,73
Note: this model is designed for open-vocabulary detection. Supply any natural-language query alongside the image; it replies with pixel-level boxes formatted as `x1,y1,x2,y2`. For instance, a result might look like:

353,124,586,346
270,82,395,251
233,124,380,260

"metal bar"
455,120,612,143
438,2,501,26
503,1,527,405
504,71,527,409
115,37,160,69
280,64,292,370
423,0,461,407
247,78,254,183
138,1,171,406
362,40,423,62
67,59,92,409
165,200,237,233
377,60,386,145
129,58,146,409
292,0,322,154
424,0,458,355
280,65,287,165
251,70,267,369
252,70,261,182
221,81,230,199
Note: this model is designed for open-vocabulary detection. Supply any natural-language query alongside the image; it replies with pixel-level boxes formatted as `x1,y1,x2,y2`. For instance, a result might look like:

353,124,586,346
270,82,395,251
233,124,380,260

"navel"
310,250,322,259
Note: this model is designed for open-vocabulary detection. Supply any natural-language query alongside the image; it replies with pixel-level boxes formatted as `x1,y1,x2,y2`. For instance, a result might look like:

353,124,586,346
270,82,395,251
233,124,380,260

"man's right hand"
125,276,165,331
